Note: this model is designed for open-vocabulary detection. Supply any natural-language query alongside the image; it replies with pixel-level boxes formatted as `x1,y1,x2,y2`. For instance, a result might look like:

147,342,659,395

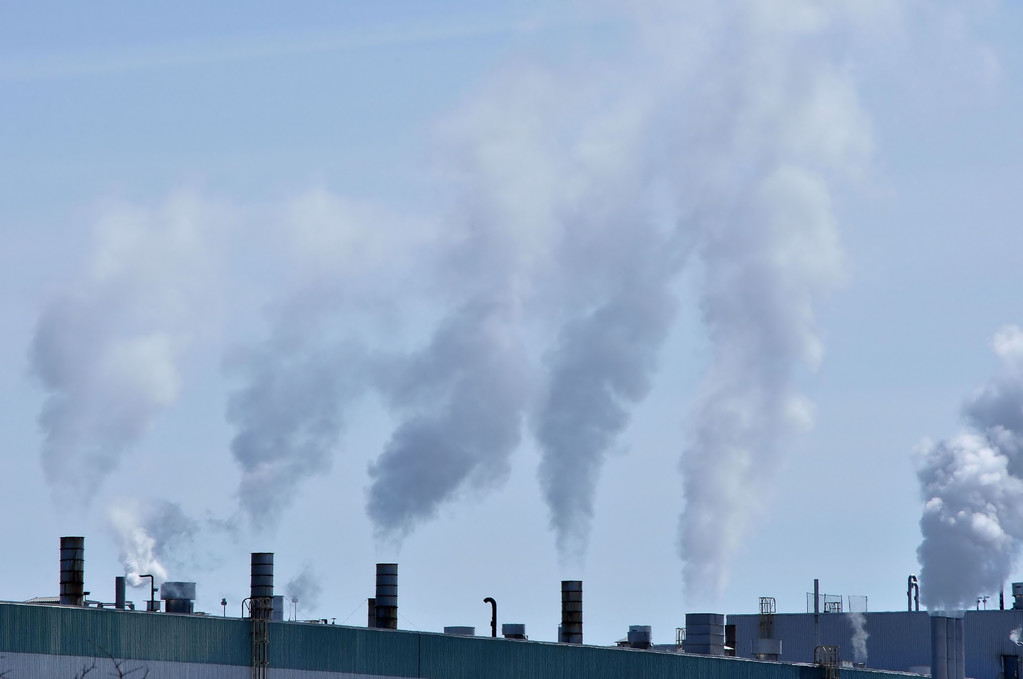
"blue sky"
2,1,1023,645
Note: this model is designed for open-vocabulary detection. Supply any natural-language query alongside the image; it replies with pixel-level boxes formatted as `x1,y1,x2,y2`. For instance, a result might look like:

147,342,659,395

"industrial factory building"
728,610,1023,679
1,537,1020,678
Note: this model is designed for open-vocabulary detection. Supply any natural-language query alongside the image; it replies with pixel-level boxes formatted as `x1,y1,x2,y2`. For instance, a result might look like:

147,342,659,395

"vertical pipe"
1001,590,1006,610
484,597,497,638
949,617,957,679
59,537,85,606
115,576,126,610
367,598,377,628
375,563,398,629
250,552,274,620
813,578,820,650
931,615,949,679
561,580,583,644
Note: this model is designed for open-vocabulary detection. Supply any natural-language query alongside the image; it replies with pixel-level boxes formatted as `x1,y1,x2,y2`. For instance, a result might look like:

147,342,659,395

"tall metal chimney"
59,537,85,606
931,615,965,679
375,563,398,629
250,552,274,620
561,580,582,644
114,576,126,610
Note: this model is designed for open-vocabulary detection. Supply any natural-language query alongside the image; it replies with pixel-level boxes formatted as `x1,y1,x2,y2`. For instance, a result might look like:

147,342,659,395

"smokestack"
367,597,377,628
561,580,582,644
114,576,126,610
59,536,85,606
931,615,965,679
250,552,273,620
375,563,398,629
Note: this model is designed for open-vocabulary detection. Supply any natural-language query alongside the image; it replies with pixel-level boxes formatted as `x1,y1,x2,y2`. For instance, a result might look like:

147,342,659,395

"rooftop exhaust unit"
561,580,582,644
930,614,965,679
250,552,274,620
161,582,196,614
444,626,475,636
502,623,527,640
1013,583,1023,610
367,598,376,628
375,563,398,630
627,625,652,650
683,613,726,656
59,536,85,606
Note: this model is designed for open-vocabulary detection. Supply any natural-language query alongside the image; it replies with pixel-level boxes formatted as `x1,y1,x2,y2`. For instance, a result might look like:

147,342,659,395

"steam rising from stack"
847,612,869,664
29,194,217,504
28,1,899,598
916,326,1023,610
108,500,197,587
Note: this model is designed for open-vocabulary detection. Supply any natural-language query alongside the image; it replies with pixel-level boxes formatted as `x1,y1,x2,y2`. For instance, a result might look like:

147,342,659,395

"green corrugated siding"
0,603,250,665
0,602,923,679
271,623,420,676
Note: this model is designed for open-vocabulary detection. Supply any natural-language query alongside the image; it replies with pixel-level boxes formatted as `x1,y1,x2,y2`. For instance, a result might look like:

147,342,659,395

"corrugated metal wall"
0,601,932,679
729,610,1023,679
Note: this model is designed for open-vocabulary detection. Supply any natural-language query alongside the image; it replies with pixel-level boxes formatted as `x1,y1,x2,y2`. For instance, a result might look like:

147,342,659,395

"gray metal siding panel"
729,610,1023,679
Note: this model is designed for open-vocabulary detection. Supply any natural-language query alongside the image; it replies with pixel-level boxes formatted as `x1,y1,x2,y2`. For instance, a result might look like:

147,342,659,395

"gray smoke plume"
225,320,368,530
224,189,438,529
916,326,1023,611
847,612,869,664
29,194,218,504
285,563,323,615
535,234,681,561
367,297,530,539
108,499,198,587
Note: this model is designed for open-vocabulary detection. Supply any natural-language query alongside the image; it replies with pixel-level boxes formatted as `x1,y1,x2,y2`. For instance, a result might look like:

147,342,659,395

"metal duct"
1013,582,1023,610
443,626,475,636
59,537,85,606
250,552,274,620
931,615,965,679
114,576,126,610
561,580,582,644
367,598,377,628
375,563,398,630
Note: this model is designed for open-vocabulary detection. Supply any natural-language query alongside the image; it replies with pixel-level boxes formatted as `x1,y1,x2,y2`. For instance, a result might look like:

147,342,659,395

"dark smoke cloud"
367,297,530,540
917,326,1023,611
535,232,681,561
226,320,368,530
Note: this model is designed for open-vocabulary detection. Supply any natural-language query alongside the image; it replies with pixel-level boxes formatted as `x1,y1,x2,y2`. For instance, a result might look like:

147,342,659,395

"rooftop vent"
502,623,526,640
443,626,475,636
627,625,652,650
161,582,196,614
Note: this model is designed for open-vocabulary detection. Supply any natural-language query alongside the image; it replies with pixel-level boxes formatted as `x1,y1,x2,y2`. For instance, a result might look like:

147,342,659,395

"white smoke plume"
670,3,867,595
916,326,1023,611
108,499,198,587
847,612,869,664
285,563,323,615
29,193,221,504
1011,627,1022,646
